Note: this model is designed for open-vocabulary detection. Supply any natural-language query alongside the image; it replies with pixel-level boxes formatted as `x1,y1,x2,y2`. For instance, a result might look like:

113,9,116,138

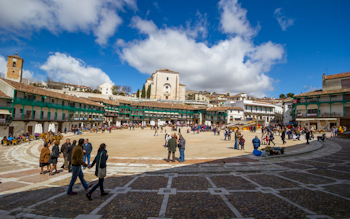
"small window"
13,62,16,67
12,71,14,73
167,77,169,80
166,86,169,89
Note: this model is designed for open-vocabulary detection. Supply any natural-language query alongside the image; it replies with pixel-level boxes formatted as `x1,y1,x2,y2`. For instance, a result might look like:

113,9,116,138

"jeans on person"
83,154,91,165
282,137,286,144
234,140,238,149
224,134,227,140
89,178,105,195
179,148,185,162
67,166,88,194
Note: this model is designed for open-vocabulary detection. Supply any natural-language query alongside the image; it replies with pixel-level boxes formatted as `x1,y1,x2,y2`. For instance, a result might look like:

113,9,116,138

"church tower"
5,52,24,83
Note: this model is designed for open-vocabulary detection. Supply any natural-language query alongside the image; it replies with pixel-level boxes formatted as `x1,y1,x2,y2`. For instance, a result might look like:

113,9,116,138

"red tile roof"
206,106,243,111
0,90,11,99
295,88,350,97
1,78,102,107
325,72,350,80
88,97,119,106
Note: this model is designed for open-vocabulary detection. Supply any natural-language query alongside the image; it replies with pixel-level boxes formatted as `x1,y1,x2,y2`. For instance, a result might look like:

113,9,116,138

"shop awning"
0,109,10,115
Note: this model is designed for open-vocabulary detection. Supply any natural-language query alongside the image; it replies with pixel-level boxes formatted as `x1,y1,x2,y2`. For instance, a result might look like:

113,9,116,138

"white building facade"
98,82,114,95
144,69,186,101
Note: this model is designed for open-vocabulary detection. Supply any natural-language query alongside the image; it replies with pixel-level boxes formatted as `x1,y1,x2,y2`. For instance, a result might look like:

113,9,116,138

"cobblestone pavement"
0,137,350,218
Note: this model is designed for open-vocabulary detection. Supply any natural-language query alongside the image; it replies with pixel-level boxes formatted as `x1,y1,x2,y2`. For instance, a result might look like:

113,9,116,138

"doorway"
9,127,14,135
166,96,168,99
28,126,33,134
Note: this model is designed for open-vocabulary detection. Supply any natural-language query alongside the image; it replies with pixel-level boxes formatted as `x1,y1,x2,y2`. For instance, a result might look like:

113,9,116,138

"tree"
147,85,151,99
92,89,101,94
279,94,286,99
286,93,294,98
141,84,146,98
112,85,120,95
136,89,140,98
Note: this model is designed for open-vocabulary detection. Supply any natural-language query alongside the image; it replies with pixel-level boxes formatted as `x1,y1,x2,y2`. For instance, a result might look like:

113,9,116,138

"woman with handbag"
49,140,60,175
86,143,109,200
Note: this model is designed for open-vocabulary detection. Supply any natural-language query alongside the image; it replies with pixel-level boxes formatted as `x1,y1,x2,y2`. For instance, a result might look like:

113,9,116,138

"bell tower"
5,52,24,83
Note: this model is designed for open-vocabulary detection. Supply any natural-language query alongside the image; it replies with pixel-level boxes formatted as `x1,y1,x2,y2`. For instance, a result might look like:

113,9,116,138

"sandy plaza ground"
65,127,311,160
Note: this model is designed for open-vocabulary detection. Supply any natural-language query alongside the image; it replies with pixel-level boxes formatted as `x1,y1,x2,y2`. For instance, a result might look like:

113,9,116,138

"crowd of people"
39,135,108,200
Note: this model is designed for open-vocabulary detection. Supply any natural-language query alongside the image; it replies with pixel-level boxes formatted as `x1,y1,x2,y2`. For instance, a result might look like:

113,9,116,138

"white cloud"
23,70,35,81
0,0,136,45
116,0,285,96
218,0,259,37
40,52,113,88
0,56,6,78
274,8,295,31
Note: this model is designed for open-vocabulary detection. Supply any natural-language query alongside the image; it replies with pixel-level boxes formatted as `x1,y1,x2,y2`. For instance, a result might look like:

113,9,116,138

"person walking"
67,140,77,172
268,131,275,146
67,139,92,195
60,138,71,170
224,129,228,140
252,135,260,150
40,143,51,174
86,143,109,200
49,140,60,175
306,129,310,145
178,135,186,162
281,128,286,145
228,129,232,140
167,134,177,162
234,128,240,149
83,139,93,169
154,127,158,136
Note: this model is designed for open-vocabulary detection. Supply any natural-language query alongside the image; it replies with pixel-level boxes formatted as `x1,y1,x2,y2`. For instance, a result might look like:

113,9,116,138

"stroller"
317,134,326,141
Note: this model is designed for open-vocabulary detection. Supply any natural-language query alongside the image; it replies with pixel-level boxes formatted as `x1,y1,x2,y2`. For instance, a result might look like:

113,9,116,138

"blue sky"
0,0,349,97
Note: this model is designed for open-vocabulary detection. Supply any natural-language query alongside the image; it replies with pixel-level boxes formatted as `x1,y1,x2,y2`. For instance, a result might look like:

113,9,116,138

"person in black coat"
281,128,286,145
67,140,77,172
305,129,310,145
86,143,109,200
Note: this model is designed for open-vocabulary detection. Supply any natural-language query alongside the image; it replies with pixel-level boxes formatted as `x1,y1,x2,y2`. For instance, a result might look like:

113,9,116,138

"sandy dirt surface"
64,127,314,159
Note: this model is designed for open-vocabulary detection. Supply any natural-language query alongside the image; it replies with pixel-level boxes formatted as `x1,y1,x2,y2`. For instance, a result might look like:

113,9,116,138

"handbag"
97,152,106,178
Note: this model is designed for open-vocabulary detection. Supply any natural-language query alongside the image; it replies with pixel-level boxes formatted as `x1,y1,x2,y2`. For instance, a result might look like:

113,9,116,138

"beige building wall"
5,55,24,83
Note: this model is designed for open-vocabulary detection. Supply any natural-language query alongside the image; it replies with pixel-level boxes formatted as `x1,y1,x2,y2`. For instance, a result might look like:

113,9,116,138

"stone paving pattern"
0,135,350,218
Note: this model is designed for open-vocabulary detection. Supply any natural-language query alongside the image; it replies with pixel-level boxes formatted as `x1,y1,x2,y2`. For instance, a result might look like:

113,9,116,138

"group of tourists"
39,136,108,200
165,133,186,162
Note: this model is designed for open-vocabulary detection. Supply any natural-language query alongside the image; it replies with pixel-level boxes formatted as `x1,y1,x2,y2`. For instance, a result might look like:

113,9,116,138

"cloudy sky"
0,0,349,97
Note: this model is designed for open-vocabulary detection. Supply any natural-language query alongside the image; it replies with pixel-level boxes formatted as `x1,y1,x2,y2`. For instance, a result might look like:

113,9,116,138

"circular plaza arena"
0,128,350,219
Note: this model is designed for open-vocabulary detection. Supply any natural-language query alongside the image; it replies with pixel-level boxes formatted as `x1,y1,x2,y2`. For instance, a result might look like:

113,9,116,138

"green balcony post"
305,105,308,118
55,108,57,120
317,104,319,117
31,106,34,119
40,107,42,119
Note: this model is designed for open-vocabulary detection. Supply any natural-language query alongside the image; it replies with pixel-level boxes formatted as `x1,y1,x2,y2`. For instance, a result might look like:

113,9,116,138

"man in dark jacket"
83,139,93,169
60,138,71,170
67,138,92,195
305,129,310,145
252,136,260,149
178,135,186,162
167,135,177,162
281,128,286,145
